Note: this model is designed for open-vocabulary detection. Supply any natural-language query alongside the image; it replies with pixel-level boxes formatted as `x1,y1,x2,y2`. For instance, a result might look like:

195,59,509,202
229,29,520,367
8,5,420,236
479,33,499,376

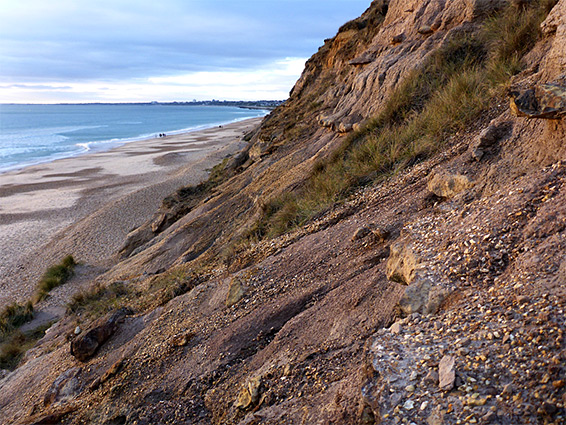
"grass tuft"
34,255,77,302
66,281,132,317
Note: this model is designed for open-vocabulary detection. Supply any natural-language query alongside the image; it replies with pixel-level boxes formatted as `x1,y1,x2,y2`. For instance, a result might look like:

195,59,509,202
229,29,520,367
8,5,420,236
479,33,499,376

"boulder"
509,83,566,119
427,172,471,198
386,242,417,285
398,279,447,316
70,308,131,362
398,279,431,315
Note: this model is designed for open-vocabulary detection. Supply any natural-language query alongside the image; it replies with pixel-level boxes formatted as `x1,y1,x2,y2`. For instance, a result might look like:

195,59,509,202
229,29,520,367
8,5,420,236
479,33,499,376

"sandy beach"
0,117,262,310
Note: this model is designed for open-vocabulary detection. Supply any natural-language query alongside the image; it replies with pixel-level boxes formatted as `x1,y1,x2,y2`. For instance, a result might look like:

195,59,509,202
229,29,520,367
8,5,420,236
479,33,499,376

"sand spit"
0,117,262,308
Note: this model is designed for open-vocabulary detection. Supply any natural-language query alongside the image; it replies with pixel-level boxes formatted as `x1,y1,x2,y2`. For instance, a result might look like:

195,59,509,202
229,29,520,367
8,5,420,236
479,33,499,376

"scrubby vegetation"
0,301,34,340
34,255,77,302
67,281,134,318
247,1,555,240
66,266,206,320
0,323,52,370
0,256,78,370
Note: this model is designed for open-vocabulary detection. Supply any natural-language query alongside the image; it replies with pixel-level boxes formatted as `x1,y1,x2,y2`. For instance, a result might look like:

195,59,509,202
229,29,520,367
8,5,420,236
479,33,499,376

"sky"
0,0,370,103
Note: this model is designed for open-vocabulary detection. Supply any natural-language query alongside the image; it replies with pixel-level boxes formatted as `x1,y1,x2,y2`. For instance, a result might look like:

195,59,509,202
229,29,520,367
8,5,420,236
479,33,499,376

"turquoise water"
0,104,267,173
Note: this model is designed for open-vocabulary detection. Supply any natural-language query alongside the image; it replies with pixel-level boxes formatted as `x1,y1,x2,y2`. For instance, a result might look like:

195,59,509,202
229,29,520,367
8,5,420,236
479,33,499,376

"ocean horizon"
0,103,268,173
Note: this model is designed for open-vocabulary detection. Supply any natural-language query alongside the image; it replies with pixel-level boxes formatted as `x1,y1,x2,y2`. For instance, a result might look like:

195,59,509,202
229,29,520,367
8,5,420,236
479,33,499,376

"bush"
34,255,77,302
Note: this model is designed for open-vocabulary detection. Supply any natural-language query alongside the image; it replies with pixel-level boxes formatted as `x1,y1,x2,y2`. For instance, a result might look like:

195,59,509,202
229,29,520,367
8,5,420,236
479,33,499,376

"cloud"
0,0,370,102
0,84,73,90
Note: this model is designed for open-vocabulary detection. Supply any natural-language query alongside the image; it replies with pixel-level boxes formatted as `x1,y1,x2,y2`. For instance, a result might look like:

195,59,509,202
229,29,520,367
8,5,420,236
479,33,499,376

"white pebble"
403,400,414,410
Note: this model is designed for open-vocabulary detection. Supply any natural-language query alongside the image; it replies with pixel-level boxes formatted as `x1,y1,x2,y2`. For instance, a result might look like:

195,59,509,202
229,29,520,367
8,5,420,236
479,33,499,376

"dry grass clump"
248,1,552,240
67,281,134,318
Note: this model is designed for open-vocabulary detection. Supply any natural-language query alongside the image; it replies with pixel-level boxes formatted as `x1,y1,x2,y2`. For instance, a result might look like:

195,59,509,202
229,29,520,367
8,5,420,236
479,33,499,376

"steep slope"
1,1,565,424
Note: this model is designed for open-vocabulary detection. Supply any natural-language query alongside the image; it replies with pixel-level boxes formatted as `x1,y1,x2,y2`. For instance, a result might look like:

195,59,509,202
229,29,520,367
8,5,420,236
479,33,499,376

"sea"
0,103,268,173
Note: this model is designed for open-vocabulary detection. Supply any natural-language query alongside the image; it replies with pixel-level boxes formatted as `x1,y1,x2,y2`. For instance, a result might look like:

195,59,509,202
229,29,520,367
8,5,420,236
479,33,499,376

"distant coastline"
1,100,285,110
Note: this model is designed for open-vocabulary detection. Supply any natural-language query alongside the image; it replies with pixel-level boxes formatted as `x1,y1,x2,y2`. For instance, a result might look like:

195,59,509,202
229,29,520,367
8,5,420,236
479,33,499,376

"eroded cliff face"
1,1,565,424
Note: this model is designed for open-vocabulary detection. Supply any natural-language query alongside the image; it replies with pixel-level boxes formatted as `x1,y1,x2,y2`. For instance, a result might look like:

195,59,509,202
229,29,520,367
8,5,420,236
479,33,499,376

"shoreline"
0,112,267,175
0,117,262,309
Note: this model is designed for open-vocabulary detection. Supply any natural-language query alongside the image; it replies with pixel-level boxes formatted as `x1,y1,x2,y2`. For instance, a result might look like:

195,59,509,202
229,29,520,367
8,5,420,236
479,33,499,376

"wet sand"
0,117,262,308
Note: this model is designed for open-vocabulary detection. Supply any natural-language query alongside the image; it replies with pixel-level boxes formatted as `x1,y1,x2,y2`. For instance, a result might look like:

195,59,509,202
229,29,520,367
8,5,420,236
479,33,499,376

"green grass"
34,255,77,302
244,1,552,241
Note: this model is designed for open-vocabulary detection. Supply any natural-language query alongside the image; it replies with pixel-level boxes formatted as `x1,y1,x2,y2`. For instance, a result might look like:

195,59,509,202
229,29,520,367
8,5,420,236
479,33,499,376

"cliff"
1,0,565,424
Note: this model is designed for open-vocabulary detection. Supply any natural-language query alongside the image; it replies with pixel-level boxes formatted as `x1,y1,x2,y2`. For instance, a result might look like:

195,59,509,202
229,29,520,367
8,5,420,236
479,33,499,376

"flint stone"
418,25,433,35
424,370,439,385
226,277,245,307
352,226,372,241
235,376,261,410
390,321,402,334
391,33,405,44
439,355,456,391
70,307,131,362
427,405,445,425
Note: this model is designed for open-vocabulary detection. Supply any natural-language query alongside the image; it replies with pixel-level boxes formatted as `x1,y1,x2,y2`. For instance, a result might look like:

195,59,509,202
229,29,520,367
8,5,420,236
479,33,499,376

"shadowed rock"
470,121,513,161
70,308,131,362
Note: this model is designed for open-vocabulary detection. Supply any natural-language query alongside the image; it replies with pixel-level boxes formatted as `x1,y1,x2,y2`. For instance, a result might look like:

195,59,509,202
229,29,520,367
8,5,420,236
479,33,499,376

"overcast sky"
0,0,370,103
